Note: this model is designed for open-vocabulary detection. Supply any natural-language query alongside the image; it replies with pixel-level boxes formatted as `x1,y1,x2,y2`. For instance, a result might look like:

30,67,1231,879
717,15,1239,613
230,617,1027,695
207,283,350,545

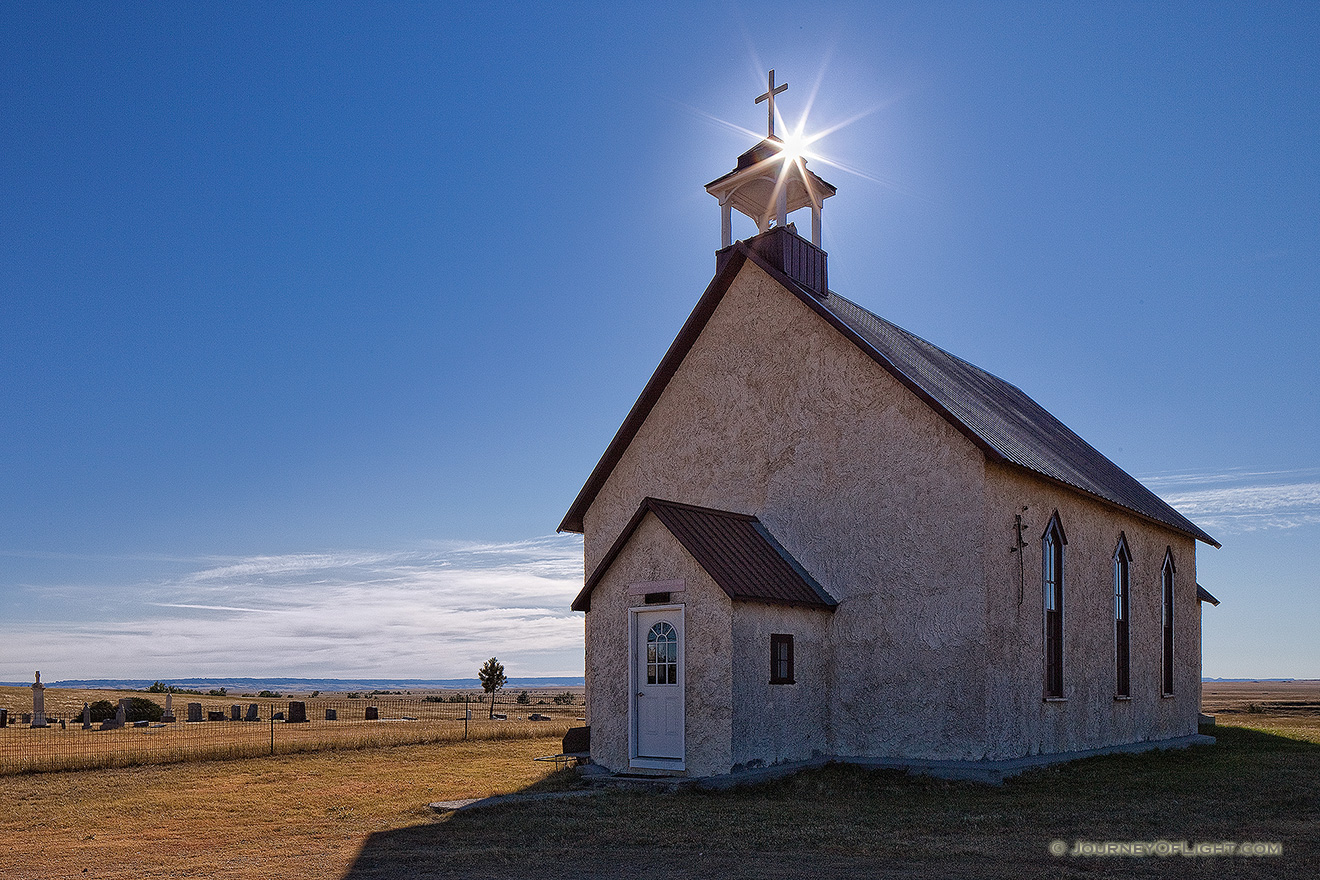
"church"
560,74,1219,780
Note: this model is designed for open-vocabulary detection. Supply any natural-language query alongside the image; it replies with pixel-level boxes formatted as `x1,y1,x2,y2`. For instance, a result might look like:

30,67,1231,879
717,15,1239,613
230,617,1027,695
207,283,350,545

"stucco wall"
730,603,834,770
581,262,994,764
981,462,1202,759
583,512,734,777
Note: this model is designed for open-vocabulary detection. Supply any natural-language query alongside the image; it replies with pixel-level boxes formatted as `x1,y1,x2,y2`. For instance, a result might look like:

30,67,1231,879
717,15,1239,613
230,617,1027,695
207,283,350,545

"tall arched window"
1162,550,1176,696
1043,513,1067,698
1114,535,1132,698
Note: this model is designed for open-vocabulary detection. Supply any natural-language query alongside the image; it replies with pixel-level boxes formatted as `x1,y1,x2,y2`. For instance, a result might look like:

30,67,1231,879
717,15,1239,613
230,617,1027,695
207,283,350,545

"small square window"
770,634,794,685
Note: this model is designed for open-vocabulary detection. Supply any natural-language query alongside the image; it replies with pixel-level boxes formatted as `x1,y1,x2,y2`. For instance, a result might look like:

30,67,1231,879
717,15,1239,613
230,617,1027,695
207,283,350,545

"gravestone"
30,671,48,728
187,702,203,723
491,713,507,720
21,713,32,725
364,706,379,721
562,725,590,755
81,702,92,730
206,710,225,721
528,713,550,721
100,703,126,731
162,693,176,723
230,704,242,721
244,704,260,722
272,711,284,721
286,701,307,723
324,709,337,721
0,708,8,728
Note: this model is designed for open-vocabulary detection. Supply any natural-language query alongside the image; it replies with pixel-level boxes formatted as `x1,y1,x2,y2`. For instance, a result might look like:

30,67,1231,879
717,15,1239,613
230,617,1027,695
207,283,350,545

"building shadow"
339,724,1316,880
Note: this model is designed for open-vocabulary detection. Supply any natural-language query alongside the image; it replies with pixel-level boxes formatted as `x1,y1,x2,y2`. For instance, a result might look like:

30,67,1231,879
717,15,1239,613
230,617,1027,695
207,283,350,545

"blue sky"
2,3,1317,681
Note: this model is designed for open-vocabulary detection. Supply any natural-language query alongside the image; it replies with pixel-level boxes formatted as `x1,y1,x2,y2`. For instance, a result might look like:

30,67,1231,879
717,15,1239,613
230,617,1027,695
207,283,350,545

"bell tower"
705,70,837,248
705,71,836,296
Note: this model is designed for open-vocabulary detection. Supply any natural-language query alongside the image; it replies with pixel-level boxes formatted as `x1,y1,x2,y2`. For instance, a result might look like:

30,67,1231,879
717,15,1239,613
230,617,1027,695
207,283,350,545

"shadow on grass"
341,726,1316,879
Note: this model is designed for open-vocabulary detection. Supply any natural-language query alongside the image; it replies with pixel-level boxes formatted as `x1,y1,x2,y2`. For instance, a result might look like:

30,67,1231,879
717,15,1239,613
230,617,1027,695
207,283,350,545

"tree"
516,690,530,704
478,657,507,719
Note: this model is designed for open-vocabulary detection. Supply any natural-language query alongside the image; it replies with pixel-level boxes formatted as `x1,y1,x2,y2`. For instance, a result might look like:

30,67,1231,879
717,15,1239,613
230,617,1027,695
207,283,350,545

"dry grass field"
0,735,570,879
3,682,1315,879
0,686,580,774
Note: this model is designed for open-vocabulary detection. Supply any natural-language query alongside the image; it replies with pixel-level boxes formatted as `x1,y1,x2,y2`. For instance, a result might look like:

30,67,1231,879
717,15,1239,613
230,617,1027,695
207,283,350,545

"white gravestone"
31,671,48,728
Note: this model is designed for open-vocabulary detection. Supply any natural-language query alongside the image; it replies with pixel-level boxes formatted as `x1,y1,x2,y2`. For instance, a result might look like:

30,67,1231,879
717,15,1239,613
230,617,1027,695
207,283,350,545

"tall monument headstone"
162,692,176,723
81,702,92,730
31,671,48,728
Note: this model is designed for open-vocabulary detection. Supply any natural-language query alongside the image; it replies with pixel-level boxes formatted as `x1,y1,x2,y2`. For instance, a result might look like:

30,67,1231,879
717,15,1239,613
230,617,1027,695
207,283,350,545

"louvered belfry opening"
717,225,828,297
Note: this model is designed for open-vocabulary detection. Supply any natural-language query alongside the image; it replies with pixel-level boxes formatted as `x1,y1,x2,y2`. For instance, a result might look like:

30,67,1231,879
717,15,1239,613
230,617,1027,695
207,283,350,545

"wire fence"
0,691,581,775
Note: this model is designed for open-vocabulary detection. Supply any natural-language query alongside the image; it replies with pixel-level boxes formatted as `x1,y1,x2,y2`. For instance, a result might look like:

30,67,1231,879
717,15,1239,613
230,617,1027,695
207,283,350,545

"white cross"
755,69,787,138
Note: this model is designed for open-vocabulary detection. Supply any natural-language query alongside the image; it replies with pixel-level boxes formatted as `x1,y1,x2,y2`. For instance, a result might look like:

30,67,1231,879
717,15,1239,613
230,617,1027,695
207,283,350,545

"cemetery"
0,674,580,774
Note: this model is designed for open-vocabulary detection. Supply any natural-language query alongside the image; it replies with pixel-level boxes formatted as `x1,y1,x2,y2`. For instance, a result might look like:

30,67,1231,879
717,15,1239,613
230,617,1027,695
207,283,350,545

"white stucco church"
560,74,1219,781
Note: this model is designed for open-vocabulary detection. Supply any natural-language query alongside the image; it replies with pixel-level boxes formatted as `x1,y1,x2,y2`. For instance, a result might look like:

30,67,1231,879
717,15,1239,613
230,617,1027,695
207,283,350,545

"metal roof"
571,498,837,613
1196,584,1221,606
817,290,1219,548
559,241,1218,549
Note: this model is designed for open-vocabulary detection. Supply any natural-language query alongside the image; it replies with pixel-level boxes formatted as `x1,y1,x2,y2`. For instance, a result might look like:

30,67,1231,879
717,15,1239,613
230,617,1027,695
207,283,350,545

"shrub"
257,690,282,698
123,697,164,723
516,691,530,705
87,700,117,722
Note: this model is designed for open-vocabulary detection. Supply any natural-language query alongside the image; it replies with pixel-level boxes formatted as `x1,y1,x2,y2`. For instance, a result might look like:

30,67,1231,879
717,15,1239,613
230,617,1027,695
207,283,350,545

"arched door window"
647,622,678,685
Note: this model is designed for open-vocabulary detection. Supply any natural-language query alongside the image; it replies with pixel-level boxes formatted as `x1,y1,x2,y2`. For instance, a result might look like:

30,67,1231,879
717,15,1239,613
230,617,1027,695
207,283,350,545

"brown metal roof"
570,498,836,613
558,238,1218,549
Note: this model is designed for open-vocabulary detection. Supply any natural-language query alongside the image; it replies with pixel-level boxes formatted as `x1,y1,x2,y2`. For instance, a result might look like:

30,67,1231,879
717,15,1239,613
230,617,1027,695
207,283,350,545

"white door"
633,608,684,760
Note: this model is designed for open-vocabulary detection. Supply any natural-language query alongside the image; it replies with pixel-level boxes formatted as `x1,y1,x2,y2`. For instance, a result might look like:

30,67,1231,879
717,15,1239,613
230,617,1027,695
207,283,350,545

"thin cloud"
149,603,289,614
0,535,586,681
1145,468,1320,533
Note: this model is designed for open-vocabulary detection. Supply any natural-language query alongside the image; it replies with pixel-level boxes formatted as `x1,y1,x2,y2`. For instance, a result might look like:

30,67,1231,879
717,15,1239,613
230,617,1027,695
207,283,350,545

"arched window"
1043,513,1067,698
647,622,678,686
1114,535,1132,698
1162,550,1176,696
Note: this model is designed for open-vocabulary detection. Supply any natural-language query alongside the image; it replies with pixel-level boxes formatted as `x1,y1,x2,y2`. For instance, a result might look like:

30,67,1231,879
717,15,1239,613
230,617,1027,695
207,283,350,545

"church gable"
573,254,988,590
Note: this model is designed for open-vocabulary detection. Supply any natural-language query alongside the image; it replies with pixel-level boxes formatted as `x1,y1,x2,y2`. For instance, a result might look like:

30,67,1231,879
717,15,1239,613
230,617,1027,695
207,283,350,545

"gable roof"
559,241,1218,548
571,497,837,613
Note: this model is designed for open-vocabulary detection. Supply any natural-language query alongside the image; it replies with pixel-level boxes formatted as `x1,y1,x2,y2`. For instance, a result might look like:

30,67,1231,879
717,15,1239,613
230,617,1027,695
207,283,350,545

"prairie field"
0,686,580,774
2,682,1315,879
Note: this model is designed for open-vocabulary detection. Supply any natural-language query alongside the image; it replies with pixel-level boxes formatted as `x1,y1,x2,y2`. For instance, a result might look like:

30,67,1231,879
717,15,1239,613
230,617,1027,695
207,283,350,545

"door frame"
628,604,685,770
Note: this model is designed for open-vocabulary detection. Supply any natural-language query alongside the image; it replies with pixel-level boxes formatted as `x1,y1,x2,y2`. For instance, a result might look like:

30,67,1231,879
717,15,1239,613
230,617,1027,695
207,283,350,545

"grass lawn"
4,718,1315,879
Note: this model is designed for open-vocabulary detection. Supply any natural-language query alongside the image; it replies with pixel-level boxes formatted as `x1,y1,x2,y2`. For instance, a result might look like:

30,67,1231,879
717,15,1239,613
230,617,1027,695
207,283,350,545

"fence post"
270,713,275,756
464,693,468,741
